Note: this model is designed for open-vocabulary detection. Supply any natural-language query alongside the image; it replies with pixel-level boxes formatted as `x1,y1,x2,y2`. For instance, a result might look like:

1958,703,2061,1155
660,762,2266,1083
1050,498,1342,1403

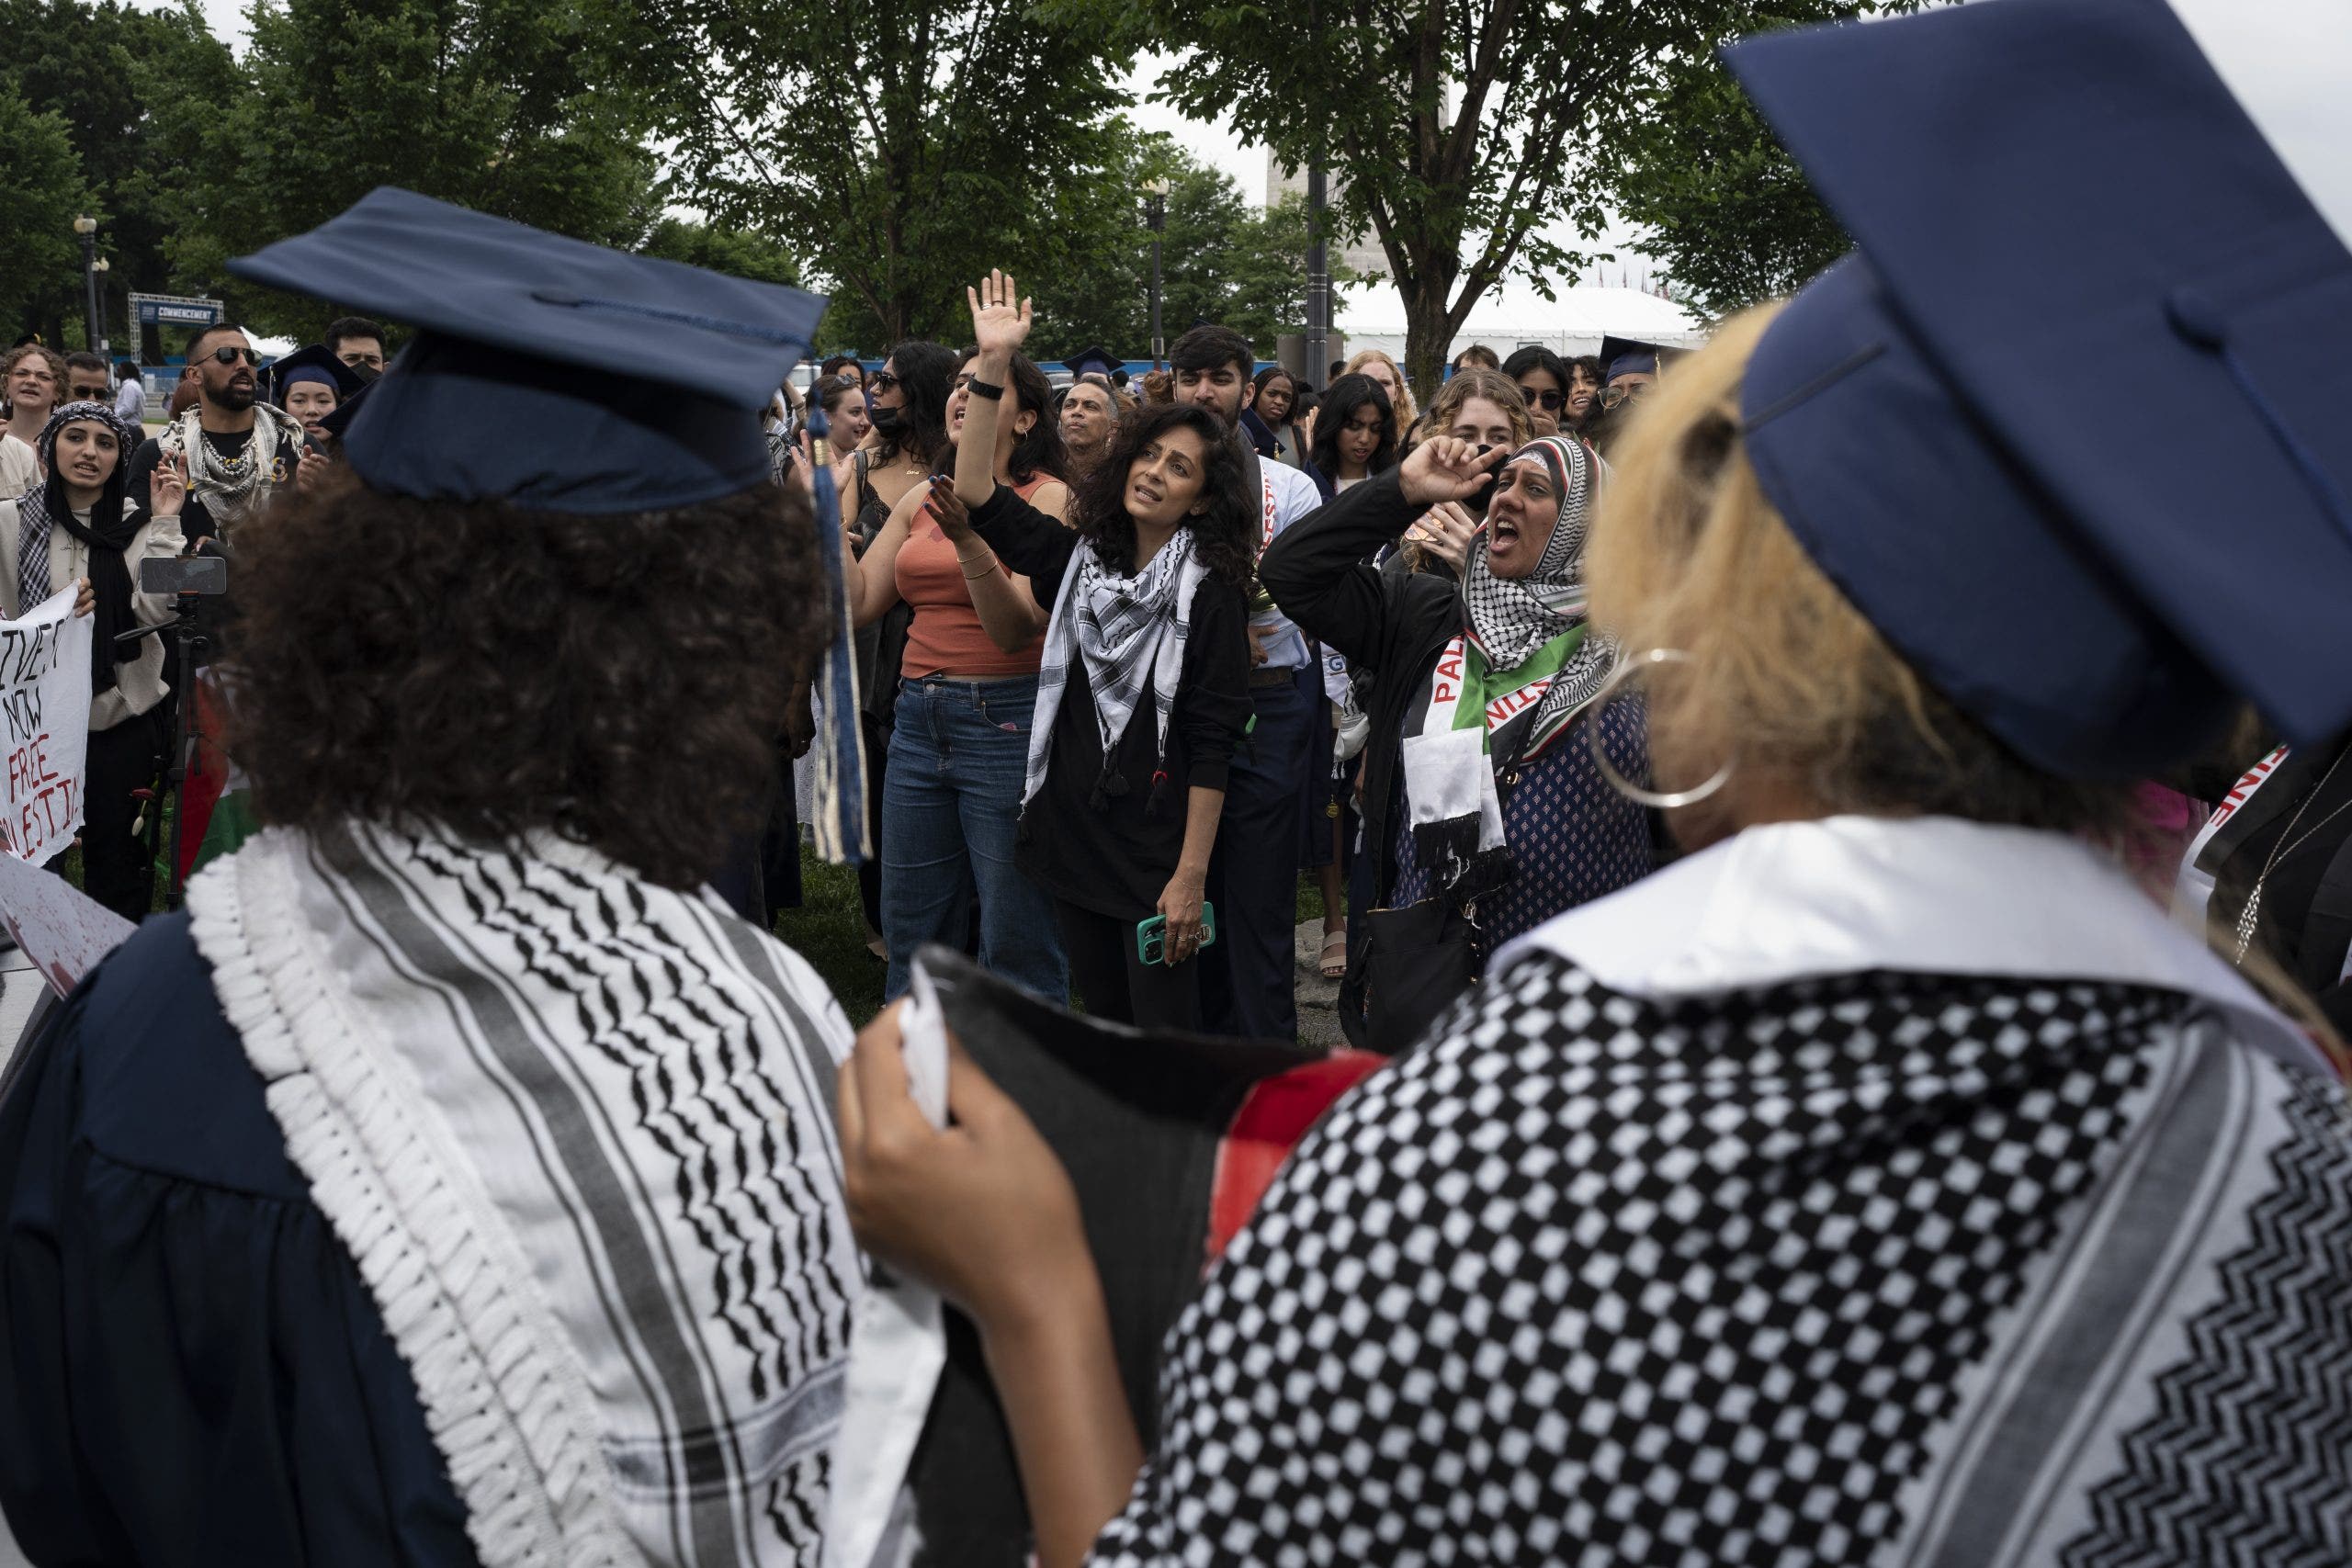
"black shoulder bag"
1350,720,1540,1055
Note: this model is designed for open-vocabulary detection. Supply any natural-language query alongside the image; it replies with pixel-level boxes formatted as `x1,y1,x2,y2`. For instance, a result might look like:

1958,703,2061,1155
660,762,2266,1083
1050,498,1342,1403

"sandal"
1319,929,1348,979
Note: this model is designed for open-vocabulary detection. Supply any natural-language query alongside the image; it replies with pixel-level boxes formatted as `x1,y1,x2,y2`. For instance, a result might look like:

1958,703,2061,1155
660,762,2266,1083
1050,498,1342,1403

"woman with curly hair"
0,194,860,1566
944,271,1255,1030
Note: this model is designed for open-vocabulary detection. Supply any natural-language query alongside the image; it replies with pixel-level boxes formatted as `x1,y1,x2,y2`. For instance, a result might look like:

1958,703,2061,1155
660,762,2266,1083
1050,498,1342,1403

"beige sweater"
0,498,187,730
0,436,37,503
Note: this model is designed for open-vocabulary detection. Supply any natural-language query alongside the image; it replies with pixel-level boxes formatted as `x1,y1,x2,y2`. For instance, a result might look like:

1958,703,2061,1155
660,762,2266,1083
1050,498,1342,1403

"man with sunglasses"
126,324,303,546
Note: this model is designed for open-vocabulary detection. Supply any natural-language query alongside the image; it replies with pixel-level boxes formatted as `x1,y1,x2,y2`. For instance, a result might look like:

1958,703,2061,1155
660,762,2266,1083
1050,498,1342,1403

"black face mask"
868,403,905,435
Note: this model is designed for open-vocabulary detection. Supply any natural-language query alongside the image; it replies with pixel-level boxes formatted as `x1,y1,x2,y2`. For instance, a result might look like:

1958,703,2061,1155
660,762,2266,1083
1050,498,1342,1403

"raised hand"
149,448,187,518
967,269,1034,357
1398,434,1508,506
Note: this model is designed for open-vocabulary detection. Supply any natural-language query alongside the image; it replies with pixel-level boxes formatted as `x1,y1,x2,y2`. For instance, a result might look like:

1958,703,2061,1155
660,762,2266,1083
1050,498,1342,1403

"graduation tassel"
803,404,872,865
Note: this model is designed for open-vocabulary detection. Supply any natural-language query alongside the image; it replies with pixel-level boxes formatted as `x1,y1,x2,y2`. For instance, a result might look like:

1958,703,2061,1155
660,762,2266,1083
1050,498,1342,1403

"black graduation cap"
226,187,828,513
1062,344,1121,380
1724,0,2352,777
1597,334,1664,381
264,343,365,408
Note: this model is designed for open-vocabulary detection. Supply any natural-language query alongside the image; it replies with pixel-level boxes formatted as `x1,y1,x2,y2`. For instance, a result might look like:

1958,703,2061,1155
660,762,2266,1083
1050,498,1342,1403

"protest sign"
0,849,135,998
0,587,94,866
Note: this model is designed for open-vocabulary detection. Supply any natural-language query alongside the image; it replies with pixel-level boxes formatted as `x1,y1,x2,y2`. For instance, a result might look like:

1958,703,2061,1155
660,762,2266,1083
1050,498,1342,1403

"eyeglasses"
209,346,260,367
1518,384,1566,411
867,370,901,393
1600,381,1654,411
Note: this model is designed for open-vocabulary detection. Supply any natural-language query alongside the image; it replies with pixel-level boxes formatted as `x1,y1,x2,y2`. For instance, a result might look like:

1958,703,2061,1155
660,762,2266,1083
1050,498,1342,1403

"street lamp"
72,215,107,356
1144,179,1170,369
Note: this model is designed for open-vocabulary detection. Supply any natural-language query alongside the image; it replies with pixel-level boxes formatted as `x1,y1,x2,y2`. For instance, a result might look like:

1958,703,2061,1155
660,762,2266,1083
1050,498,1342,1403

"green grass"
772,847,1340,1026
772,852,888,1023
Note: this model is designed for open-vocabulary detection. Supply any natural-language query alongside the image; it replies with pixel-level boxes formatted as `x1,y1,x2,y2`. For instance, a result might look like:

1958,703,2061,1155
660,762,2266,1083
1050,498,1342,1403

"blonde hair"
1415,367,1533,450
1587,303,2127,834
1343,349,1419,427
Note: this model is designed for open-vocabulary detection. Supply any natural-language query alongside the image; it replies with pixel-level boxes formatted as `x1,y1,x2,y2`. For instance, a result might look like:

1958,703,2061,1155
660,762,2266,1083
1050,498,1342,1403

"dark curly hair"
1069,402,1255,591
1309,373,1397,481
222,467,827,889
875,340,958,470
954,347,1066,487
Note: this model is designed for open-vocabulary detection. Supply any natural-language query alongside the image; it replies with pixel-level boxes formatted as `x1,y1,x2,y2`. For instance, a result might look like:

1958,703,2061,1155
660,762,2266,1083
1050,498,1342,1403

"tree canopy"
1117,0,1773,396
1609,5,1872,318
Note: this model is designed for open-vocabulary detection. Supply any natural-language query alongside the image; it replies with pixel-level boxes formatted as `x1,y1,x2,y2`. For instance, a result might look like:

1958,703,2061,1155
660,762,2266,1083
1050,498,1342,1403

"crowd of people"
2,1,2351,1563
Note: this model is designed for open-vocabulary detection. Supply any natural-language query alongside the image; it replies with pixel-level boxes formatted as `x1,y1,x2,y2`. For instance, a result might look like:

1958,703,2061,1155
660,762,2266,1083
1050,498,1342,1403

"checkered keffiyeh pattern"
1023,527,1208,808
1092,952,2352,1565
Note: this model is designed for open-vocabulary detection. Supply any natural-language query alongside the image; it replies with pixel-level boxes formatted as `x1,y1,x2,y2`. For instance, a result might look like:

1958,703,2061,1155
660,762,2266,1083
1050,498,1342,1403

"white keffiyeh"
159,403,304,531
1023,528,1209,809
188,821,859,1568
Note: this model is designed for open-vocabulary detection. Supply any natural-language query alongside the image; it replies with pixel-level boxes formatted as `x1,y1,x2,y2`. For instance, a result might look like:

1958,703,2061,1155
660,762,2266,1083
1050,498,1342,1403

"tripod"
116,592,211,911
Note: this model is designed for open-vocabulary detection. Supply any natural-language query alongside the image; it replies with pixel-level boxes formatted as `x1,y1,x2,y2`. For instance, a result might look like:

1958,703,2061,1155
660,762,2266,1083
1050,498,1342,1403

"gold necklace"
2233,745,2352,964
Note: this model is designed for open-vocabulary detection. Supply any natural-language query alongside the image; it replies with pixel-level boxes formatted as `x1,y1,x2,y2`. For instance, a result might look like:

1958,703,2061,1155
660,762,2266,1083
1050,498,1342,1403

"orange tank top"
896,474,1057,679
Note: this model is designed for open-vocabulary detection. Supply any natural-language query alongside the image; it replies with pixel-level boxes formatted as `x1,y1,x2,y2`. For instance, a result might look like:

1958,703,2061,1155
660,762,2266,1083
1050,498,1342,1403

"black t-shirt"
1019,580,1252,920
966,485,1254,921
2212,737,2352,998
124,426,277,545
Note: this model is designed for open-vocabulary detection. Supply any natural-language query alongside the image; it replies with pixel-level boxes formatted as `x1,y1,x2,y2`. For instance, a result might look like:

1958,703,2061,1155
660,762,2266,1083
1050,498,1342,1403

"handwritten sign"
0,849,135,997
0,588,94,865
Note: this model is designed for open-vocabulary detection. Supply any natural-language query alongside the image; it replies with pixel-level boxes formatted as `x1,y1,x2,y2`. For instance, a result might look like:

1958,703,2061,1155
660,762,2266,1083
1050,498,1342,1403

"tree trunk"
1399,277,1456,411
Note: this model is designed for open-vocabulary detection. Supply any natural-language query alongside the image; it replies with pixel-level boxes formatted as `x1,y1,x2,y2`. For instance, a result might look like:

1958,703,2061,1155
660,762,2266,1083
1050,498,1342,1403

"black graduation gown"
0,912,475,1566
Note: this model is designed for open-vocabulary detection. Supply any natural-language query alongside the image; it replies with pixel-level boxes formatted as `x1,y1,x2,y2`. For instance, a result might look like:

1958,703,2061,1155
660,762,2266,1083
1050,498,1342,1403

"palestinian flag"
899,947,1385,1562
172,674,259,888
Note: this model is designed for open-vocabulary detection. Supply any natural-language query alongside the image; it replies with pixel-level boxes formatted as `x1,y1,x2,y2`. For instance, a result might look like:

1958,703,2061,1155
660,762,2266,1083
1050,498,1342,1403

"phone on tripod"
139,557,228,596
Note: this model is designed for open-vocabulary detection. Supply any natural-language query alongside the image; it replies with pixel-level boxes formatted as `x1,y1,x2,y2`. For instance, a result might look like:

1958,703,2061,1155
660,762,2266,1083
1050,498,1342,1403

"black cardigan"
1259,470,1464,912
968,484,1253,919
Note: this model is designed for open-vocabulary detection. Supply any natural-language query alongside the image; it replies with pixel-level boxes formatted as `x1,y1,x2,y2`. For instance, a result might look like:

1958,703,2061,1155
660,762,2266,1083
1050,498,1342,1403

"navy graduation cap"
264,343,366,408
227,187,828,514
1725,0,2352,777
1063,344,1121,380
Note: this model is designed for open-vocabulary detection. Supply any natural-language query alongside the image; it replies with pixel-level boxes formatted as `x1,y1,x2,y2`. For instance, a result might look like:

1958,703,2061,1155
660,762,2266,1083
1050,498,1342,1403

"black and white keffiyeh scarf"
1024,527,1208,813
1400,436,1618,896
1095,820,2352,1566
17,400,146,692
188,821,859,1568
159,402,303,532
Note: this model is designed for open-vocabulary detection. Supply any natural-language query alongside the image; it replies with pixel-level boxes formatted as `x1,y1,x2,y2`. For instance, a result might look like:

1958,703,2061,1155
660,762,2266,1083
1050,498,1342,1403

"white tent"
1332,278,1708,365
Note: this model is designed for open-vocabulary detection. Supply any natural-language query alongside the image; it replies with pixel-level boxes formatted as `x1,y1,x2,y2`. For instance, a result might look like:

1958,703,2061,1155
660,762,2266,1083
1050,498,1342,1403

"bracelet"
961,558,998,581
964,377,1006,401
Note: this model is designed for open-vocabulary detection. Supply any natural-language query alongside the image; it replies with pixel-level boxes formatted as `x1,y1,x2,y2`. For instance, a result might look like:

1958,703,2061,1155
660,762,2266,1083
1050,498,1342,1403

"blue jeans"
882,673,1069,1004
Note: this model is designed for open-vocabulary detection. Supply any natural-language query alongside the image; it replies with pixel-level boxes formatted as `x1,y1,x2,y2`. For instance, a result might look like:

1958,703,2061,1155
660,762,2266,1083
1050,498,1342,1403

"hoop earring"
1586,647,1735,810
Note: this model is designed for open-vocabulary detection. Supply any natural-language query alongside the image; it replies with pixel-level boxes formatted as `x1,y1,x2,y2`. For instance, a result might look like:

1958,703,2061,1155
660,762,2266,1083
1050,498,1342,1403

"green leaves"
1607,4,1872,317
0,86,90,336
1123,0,1772,393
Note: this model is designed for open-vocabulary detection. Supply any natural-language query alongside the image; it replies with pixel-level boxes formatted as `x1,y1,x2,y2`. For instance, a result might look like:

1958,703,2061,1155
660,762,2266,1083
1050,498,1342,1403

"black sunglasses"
209,346,261,367
867,370,901,393
1517,383,1565,411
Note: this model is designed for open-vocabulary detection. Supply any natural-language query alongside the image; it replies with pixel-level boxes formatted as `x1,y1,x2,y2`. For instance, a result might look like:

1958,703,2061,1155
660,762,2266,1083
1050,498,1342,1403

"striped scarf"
1023,527,1208,812
188,821,858,1568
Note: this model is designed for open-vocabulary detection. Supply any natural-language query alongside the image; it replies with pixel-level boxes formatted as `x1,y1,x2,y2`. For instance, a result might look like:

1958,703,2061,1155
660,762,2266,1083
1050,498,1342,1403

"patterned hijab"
19,400,144,691
1460,434,1595,670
